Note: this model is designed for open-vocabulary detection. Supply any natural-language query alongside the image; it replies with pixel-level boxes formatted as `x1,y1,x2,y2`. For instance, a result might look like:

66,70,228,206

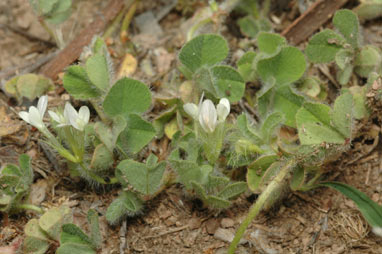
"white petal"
29,107,44,129
37,95,48,118
217,98,230,122
78,106,90,124
48,111,61,123
183,103,198,119
19,111,30,124
199,100,217,133
64,102,78,123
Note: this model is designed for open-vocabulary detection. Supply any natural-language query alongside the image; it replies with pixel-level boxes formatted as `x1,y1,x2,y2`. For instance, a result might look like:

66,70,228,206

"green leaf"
117,114,156,153
257,32,286,55
237,51,256,82
87,209,102,249
298,77,322,98
205,195,231,209
60,224,93,246
95,116,126,152
335,49,353,70
86,54,110,91
63,65,101,100
106,191,143,224
170,160,212,189
349,85,369,119
23,219,50,254
354,46,382,78
331,92,353,138
272,85,305,127
238,16,262,38
37,0,56,14
195,66,245,102
44,0,72,25
333,9,360,49
247,155,278,192
260,112,284,143
39,206,73,241
236,114,262,144
218,182,247,200
5,74,54,101
321,182,382,228
0,154,33,192
179,34,228,73
336,64,353,85
56,244,95,254
103,78,151,118
290,165,305,191
191,181,207,201
306,29,346,63
296,93,353,145
257,46,306,85
90,144,113,171
354,2,382,21
117,158,166,195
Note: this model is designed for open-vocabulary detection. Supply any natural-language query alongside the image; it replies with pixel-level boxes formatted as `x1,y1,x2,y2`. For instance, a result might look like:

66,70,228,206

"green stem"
90,100,110,124
228,159,295,253
38,18,59,46
17,203,44,214
78,162,118,185
120,0,139,39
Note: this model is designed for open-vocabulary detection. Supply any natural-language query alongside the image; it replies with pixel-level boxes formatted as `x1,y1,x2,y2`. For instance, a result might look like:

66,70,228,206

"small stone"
164,216,177,226
188,218,201,230
214,228,247,245
221,218,234,228
160,210,172,220
205,218,219,235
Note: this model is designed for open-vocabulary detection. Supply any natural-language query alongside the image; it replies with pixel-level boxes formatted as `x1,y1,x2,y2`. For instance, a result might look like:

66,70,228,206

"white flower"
48,110,70,127
18,95,48,130
64,102,90,131
216,98,230,122
373,227,382,237
183,103,199,120
199,99,217,133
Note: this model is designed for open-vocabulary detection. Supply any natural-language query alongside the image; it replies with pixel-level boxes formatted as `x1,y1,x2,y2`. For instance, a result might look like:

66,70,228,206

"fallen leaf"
117,53,137,79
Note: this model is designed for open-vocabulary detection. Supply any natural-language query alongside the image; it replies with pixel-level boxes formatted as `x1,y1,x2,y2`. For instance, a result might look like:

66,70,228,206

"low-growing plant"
23,206,101,254
306,9,382,85
0,154,43,215
29,0,73,48
235,0,272,38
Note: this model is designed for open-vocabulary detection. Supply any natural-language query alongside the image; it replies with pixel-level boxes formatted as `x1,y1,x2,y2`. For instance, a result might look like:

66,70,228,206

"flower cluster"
19,96,90,132
184,98,230,133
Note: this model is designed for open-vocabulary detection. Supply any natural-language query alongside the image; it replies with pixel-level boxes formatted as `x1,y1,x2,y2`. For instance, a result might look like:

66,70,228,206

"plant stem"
228,159,296,253
90,100,110,124
120,0,139,41
17,203,44,214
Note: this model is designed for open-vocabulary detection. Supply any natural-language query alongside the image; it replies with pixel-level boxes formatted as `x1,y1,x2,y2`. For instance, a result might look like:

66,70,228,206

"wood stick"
281,0,349,45
40,0,131,80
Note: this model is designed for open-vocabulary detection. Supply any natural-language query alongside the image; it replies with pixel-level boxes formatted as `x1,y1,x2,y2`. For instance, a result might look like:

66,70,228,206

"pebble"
221,218,235,228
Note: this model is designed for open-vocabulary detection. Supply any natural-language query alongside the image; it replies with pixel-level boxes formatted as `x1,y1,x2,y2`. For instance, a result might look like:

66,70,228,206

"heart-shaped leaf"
63,65,101,100
117,156,166,195
179,34,228,73
257,46,306,85
306,29,346,63
103,78,151,118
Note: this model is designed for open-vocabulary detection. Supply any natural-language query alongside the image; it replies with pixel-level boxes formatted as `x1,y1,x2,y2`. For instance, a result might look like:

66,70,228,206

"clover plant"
228,29,356,252
306,9,382,85
179,34,246,103
235,0,272,38
29,0,73,48
0,154,43,215
23,206,101,254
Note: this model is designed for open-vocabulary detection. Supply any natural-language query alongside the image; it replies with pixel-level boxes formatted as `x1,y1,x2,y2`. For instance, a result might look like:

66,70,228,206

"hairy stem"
17,203,44,214
228,159,295,253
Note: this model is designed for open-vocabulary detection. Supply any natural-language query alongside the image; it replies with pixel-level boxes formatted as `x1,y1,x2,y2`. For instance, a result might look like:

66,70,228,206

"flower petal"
217,98,230,122
183,103,199,120
78,106,90,125
199,100,217,133
48,110,61,123
37,96,48,119
18,111,30,124
29,107,44,129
